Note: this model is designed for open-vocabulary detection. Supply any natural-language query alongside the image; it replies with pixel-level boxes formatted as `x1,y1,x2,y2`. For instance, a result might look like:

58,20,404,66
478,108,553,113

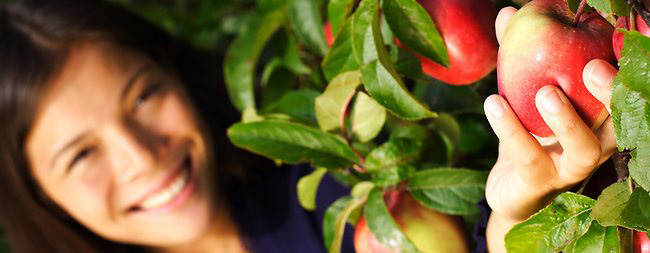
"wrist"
486,212,526,253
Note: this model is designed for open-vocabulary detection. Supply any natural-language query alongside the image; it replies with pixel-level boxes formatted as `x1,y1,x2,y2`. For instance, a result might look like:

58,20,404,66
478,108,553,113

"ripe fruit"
401,0,498,85
324,22,334,48
354,190,468,253
497,0,615,137
635,231,650,253
613,15,650,60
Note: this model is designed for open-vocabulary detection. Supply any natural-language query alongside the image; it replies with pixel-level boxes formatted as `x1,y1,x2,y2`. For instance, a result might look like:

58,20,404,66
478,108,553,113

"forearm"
486,212,525,253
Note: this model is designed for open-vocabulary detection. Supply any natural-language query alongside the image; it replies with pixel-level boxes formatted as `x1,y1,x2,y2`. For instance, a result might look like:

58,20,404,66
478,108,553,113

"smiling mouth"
129,156,194,212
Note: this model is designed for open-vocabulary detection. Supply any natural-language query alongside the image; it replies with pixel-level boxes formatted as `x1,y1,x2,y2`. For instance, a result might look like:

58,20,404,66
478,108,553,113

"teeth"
139,169,189,210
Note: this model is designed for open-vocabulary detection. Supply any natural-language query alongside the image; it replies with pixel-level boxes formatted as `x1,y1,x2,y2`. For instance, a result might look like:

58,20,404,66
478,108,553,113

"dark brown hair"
0,0,248,252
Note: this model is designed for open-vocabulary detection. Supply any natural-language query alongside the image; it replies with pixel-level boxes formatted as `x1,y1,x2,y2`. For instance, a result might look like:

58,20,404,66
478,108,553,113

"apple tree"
222,0,498,252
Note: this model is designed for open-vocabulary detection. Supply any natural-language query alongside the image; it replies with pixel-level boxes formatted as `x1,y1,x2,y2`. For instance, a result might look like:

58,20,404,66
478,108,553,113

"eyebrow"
49,64,152,169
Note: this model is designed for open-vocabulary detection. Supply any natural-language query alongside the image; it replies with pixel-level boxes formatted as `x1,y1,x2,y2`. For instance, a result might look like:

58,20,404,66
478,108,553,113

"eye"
68,147,95,170
133,83,161,110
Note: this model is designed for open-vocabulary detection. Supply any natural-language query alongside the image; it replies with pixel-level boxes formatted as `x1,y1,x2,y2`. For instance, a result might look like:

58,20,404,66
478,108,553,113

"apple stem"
631,8,637,31
631,0,650,30
572,0,589,27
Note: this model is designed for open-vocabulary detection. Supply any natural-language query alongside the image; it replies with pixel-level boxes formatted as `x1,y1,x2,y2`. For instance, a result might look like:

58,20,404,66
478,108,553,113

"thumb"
583,59,618,113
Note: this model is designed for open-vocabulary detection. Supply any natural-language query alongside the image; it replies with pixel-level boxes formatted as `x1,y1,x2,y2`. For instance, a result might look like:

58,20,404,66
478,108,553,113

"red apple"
635,231,650,253
613,15,650,60
402,0,498,85
354,190,468,253
324,22,334,48
497,0,615,137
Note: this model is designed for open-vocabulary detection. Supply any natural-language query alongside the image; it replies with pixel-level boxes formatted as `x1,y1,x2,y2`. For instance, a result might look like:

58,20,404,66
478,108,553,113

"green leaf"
620,187,650,232
328,0,356,36
258,0,286,12
412,80,484,114
321,21,362,81
263,89,320,125
389,124,429,141
287,0,328,55
315,71,362,132
407,168,488,215
270,30,311,75
351,92,386,143
392,46,423,80
458,115,491,154
591,180,633,227
365,187,423,253
564,221,620,253
348,181,375,225
323,196,352,252
227,120,359,169
431,113,461,160
362,60,436,120
505,193,595,253
365,138,422,173
242,107,265,123
629,138,650,192
586,0,630,17
611,83,649,151
351,181,375,198
382,0,449,67
224,9,285,111
323,182,372,253
618,31,650,103
350,0,380,65
297,167,328,211
260,61,295,109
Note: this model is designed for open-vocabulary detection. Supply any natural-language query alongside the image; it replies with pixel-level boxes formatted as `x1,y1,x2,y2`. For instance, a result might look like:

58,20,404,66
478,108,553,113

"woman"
0,0,353,252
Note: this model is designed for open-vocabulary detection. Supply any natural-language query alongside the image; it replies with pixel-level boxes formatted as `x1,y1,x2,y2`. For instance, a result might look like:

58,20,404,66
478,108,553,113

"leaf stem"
340,93,367,172
576,168,598,195
572,0,588,27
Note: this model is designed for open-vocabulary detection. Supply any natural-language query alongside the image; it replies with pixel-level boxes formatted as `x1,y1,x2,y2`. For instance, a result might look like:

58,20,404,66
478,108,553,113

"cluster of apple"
321,0,649,251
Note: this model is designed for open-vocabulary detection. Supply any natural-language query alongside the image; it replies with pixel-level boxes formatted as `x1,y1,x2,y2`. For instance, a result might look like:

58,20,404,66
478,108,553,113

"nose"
106,118,167,184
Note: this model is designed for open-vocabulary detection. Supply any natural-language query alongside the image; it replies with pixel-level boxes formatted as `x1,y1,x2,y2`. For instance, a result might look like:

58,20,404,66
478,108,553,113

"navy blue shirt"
228,165,356,253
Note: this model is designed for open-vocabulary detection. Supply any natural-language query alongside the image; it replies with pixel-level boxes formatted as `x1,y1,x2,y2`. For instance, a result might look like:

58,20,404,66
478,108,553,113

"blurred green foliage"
109,0,256,51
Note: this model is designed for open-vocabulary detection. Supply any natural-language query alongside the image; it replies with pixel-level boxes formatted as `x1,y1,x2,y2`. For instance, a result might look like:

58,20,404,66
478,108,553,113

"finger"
595,117,616,165
484,95,554,181
583,59,618,113
535,86,601,184
495,7,518,45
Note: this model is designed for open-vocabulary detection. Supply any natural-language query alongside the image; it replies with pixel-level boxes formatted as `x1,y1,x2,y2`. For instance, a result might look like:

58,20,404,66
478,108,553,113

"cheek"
56,171,115,229
146,91,201,137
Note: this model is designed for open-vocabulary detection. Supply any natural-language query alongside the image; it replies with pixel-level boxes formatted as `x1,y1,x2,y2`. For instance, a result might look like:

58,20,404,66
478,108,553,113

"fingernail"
587,61,615,87
485,96,504,118
541,87,564,114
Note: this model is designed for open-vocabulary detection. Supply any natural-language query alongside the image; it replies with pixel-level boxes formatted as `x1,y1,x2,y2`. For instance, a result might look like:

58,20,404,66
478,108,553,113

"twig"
572,0,589,26
630,0,650,30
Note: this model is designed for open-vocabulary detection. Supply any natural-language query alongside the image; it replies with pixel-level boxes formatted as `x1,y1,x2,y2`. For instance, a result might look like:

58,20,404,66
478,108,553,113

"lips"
129,155,194,212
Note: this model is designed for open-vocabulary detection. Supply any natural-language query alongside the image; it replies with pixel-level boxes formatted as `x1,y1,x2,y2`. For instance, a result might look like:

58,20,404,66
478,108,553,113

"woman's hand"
484,7,619,253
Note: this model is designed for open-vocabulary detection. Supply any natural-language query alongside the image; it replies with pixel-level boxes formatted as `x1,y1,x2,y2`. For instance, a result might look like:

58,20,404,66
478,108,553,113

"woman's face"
25,42,215,246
